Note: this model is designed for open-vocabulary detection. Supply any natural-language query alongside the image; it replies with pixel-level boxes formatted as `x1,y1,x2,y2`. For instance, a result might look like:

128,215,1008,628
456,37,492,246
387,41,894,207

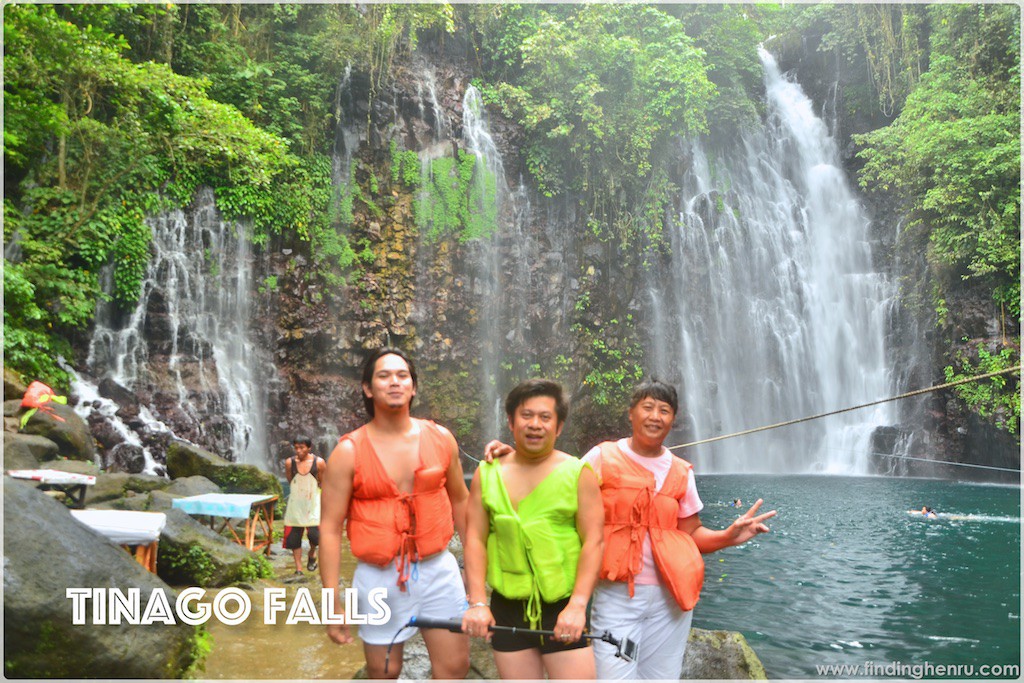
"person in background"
319,347,470,679
462,379,604,680
283,435,326,575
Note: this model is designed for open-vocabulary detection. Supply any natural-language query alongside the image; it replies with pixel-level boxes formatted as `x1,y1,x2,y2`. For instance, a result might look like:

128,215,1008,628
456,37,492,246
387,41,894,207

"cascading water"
332,65,361,190
461,85,513,440
648,48,898,473
84,188,270,467
415,64,451,141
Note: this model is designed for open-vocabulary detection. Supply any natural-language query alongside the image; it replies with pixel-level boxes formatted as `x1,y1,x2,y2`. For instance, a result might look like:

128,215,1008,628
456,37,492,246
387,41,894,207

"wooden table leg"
124,542,158,573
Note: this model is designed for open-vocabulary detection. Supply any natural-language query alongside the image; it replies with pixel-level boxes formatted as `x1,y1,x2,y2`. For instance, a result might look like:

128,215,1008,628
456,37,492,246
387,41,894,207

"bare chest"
502,458,562,509
368,434,421,493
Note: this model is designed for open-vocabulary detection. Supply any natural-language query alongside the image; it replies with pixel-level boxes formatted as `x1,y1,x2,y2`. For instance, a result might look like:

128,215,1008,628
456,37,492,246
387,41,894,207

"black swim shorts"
283,525,320,550
488,591,591,653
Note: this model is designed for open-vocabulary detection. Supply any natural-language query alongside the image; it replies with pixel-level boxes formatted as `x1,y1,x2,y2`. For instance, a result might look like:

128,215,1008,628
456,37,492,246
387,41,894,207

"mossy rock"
4,479,196,678
681,628,768,679
208,463,282,500
4,366,27,401
165,440,231,479
158,508,273,587
125,473,171,493
166,441,282,499
87,472,130,504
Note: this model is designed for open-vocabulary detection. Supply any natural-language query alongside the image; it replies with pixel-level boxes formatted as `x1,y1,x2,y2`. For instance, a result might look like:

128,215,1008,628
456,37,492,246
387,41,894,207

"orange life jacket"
343,419,454,589
597,441,705,611
20,381,67,429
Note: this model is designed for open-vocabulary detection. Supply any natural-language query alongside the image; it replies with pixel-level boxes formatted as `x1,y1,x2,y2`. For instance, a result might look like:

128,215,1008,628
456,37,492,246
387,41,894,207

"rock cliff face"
248,53,600,461
69,42,1016,479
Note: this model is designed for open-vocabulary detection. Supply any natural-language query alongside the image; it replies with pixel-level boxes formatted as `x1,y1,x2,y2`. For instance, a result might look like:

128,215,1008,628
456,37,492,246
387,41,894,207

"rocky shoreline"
4,400,767,679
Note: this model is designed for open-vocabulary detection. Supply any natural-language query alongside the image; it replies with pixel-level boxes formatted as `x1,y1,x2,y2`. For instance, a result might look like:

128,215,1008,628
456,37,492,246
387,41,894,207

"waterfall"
402,73,550,445
84,188,270,467
59,359,165,475
648,49,898,473
332,64,360,190
462,85,511,439
415,64,451,141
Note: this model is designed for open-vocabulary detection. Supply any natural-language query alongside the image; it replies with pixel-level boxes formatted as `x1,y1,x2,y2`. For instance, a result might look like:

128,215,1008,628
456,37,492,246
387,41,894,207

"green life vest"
479,457,587,629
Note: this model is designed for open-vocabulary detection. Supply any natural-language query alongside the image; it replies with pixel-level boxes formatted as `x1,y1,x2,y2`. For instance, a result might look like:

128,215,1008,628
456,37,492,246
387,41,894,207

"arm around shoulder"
439,424,470,543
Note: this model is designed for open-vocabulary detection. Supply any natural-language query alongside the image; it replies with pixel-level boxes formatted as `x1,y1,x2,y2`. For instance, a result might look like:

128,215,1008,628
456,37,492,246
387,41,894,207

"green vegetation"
3,2,1018,440
183,627,213,679
389,139,501,242
838,4,1021,434
944,345,1020,436
854,5,1020,320
416,151,499,242
5,5,295,386
3,3,451,387
471,5,719,245
161,544,217,587
237,555,275,582
563,281,644,412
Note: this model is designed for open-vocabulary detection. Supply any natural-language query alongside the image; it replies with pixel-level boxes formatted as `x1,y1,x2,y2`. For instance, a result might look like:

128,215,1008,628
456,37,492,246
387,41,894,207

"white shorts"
590,580,693,679
353,551,468,645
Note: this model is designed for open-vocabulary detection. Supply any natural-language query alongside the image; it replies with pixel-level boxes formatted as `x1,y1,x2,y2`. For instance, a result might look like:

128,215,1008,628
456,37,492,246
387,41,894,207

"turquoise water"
693,475,1021,679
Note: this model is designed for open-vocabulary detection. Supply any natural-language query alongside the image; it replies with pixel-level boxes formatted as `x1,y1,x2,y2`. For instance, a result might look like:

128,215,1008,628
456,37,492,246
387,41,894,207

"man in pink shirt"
581,380,775,679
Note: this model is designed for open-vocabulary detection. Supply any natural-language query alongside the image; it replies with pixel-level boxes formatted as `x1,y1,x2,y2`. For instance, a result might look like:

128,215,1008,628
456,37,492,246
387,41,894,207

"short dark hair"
629,379,679,415
293,436,313,447
505,379,569,426
360,347,418,418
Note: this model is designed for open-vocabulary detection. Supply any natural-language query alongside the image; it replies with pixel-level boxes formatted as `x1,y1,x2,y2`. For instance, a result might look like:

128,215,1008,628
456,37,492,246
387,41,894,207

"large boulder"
3,432,59,469
165,475,222,498
149,489,185,512
20,403,97,462
87,472,131,505
3,399,22,417
47,459,102,477
4,367,27,401
122,477,218,513
157,508,265,587
126,473,171,494
93,491,152,512
108,442,146,474
166,440,282,498
3,478,197,678
165,439,231,478
681,628,768,679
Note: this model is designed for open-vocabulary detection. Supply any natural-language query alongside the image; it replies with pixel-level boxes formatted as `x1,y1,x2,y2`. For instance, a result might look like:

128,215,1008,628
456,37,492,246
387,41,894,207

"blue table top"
171,493,276,518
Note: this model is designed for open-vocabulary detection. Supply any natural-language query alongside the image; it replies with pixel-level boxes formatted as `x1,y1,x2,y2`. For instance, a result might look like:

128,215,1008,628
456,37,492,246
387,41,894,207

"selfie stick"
407,616,638,663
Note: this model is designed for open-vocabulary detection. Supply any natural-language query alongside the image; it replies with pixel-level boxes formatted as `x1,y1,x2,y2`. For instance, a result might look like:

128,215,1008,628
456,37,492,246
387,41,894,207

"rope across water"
459,366,1021,471
666,365,1021,452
